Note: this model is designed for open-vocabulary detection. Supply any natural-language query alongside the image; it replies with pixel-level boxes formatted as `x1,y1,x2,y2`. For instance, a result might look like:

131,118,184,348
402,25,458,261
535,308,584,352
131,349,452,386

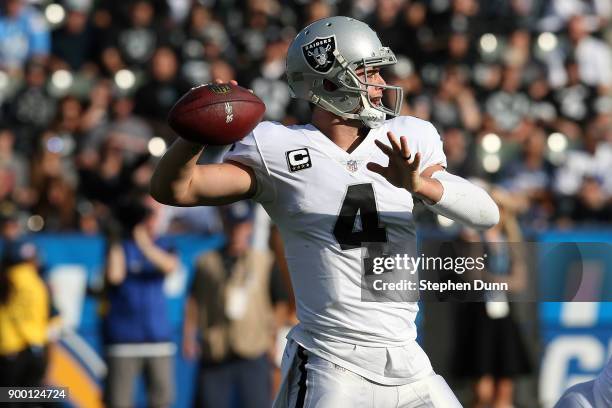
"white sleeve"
554,382,596,408
418,122,447,172
223,133,276,204
594,356,612,407
425,171,500,230
251,203,271,251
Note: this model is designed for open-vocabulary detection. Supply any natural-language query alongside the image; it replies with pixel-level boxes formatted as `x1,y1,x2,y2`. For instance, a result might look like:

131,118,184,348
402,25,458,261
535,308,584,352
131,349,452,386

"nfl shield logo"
302,35,337,74
346,160,358,172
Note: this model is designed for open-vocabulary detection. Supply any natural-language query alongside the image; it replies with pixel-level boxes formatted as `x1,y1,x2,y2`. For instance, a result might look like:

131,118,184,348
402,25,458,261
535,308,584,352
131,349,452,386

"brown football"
167,83,266,145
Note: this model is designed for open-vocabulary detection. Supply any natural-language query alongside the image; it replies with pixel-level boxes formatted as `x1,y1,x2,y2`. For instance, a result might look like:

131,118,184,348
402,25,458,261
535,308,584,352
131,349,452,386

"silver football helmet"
286,16,403,128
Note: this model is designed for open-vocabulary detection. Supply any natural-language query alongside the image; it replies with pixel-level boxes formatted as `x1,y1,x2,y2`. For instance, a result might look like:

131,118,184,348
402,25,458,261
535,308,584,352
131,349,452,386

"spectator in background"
31,174,77,232
77,133,150,212
540,0,612,34
250,34,292,122
134,46,189,133
453,189,532,408
52,95,84,145
502,29,532,68
0,0,50,73
209,59,235,85
6,60,56,155
28,131,79,232
234,5,282,67
398,0,431,68
183,202,278,408
0,208,49,396
555,121,612,225
500,127,556,228
422,66,482,132
365,0,405,56
98,43,127,79
527,69,558,126
473,63,503,105
80,79,113,137
103,197,178,408
442,127,480,178
566,176,612,224
183,4,231,58
113,0,162,69
104,95,152,160
179,4,224,86
485,65,531,133
445,0,483,38
567,14,612,90
50,3,94,72
85,94,153,165
445,28,477,69
0,128,33,210
303,0,333,26
30,130,77,190
553,58,597,126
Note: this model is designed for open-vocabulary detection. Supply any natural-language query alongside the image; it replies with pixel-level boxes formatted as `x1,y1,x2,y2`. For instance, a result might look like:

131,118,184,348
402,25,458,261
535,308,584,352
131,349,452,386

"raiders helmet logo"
302,35,336,74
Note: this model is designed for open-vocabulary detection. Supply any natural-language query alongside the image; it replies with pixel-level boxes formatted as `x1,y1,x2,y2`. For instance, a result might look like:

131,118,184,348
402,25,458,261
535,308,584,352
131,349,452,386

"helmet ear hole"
323,79,339,92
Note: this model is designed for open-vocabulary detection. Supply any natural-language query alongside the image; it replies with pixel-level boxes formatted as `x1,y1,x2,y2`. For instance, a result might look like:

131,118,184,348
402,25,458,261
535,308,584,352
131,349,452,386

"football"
167,83,266,145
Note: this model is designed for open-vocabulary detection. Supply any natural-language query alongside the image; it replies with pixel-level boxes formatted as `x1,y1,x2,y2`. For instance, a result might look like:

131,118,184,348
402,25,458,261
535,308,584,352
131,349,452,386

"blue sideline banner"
537,231,612,407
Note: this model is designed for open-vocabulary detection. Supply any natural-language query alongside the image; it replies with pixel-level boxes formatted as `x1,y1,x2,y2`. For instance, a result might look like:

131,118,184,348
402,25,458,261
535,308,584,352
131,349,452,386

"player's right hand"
213,78,254,94
214,78,238,86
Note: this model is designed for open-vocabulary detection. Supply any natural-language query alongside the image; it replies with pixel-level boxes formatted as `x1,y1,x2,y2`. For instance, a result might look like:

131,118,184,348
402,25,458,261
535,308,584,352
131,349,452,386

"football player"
151,16,499,407
554,356,611,408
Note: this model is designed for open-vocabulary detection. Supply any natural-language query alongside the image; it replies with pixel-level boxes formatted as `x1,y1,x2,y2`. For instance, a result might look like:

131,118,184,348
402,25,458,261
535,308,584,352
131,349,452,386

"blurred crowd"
0,0,611,237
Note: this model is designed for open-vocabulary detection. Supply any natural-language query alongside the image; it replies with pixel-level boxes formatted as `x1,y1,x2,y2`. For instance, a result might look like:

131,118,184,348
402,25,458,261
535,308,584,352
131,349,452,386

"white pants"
274,340,462,408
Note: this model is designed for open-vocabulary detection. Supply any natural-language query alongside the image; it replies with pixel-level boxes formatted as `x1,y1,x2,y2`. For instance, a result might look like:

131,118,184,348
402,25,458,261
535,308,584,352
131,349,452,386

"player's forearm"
106,244,126,285
151,139,255,206
424,171,500,230
150,138,204,206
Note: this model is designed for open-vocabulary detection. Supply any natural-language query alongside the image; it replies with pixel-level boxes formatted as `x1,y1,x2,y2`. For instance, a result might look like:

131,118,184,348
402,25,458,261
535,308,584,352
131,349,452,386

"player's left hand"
367,131,423,193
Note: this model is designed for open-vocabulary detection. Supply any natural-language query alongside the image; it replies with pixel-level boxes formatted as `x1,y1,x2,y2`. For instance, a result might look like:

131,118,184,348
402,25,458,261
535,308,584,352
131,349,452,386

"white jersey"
224,116,446,384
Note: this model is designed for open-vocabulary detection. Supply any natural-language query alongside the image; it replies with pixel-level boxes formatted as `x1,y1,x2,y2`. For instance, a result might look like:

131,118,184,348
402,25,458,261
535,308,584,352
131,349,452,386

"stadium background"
0,0,611,407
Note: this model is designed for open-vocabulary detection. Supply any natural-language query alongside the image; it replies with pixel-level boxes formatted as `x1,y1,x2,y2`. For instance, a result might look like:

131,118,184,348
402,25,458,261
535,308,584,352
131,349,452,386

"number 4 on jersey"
333,184,387,250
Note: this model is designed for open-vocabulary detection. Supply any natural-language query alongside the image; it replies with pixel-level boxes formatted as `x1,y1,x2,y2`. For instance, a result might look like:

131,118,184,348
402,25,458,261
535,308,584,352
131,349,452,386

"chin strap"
310,92,386,129
357,94,386,128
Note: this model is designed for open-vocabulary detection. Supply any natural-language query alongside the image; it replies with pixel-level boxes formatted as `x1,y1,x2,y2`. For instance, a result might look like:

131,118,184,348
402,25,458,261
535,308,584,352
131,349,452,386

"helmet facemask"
336,47,404,128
